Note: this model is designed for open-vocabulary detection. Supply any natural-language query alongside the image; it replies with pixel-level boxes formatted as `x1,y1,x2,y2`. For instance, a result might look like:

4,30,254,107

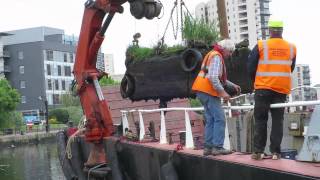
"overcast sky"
1,0,320,85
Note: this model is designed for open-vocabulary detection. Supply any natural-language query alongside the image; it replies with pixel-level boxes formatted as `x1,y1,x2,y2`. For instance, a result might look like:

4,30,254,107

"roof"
0,32,13,37
102,85,204,143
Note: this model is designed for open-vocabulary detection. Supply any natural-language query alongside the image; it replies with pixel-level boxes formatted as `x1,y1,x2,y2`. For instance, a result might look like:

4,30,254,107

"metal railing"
121,99,320,150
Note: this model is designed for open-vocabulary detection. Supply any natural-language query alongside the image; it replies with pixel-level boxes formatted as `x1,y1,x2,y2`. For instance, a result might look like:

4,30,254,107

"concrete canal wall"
0,130,59,148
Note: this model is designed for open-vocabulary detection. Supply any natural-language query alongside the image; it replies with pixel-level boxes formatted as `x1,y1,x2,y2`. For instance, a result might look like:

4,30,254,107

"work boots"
203,147,232,156
251,152,265,160
272,153,281,160
203,147,212,156
212,147,232,155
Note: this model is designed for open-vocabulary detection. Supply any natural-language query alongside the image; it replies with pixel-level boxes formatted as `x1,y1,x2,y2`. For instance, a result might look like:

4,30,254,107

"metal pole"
45,100,49,133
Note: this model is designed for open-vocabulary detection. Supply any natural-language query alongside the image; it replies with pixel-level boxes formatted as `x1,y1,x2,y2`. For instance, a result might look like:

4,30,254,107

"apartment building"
1,27,104,115
291,64,314,101
104,54,115,75
315,84,320,100
195,0,271,47
0,32,13,79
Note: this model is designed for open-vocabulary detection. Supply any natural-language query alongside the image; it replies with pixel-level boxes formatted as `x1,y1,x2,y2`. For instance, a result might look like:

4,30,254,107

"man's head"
268,19,283,38
214,39,234,58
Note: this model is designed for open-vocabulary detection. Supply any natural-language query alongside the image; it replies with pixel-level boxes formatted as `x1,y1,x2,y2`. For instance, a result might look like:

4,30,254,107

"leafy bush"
189,98,202,107
49,118,59,124
49,109,69,124
59,106,83,126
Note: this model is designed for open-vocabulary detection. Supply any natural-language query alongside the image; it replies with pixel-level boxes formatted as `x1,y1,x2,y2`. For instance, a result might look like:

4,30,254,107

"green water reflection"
0,140,65,180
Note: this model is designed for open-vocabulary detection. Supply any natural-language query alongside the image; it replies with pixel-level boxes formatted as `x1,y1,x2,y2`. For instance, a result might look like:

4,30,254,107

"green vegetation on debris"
126,15,220,62
126,45,155,61
183,15,220,46
126,44,186,62
159,44,186,56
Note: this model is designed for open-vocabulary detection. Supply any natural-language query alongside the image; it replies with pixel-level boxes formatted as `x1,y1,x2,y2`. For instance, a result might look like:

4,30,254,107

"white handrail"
120,100,320,149
120,100,320,113
184,110,194,149
159,111,167,144
229,85,320,101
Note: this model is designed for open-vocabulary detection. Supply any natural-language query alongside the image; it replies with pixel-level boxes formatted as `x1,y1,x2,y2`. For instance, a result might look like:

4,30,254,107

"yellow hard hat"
268,20,283,28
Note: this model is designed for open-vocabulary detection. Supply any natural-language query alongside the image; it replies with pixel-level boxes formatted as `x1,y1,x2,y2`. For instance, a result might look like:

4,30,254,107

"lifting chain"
157,0,194,49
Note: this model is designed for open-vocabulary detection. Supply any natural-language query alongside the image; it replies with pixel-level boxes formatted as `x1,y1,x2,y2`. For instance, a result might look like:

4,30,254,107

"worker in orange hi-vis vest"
248,19,297,160
192,39,241,156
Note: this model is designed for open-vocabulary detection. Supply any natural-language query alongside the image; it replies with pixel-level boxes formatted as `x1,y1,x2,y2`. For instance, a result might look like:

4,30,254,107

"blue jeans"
197,92,226,148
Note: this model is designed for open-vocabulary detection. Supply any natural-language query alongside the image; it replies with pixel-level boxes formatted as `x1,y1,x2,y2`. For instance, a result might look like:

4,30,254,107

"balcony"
239,15,248,20
238,5,247,12
239,23,248,28
303,68,310,73
0,50,10,58
240,34,249,39
303,80,311,86
238,0,246,6
4,65,11,73
260,9,270,15
303,74,310,79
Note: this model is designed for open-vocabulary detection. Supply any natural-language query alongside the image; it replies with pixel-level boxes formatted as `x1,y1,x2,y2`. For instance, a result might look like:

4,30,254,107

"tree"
0,79,20,128
60,92,80,107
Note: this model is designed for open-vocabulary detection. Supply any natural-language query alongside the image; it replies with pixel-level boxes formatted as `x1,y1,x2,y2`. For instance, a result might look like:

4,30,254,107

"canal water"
0,139,65,180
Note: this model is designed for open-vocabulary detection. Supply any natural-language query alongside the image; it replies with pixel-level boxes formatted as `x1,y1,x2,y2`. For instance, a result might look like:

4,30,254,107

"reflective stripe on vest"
192,51,223,97
256,72,291,77
256,40,293,78
255,39,295,94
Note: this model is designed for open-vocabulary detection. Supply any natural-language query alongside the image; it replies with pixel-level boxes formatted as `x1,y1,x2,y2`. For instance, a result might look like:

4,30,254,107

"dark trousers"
253,89,287,154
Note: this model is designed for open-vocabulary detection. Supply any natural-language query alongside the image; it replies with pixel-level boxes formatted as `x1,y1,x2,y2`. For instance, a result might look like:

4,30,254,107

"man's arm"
247,45,259,81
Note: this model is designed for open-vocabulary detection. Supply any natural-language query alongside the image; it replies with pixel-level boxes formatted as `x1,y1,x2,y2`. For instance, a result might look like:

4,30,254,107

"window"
46,50,53,61
64,66,72,76
20,80,26,88
47,64,51,75
18,51,24,60
55,79,59,90
70,53,74,63
58,65,62,76
19,66,25,74
64,53,68,62
21,96,26,103
53,94,60,104
47,79,52,90
62,80,66,90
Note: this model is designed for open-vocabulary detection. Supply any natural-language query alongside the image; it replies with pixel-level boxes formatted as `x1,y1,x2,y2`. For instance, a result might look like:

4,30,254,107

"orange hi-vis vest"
255,38,296,94
192,50,226,97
